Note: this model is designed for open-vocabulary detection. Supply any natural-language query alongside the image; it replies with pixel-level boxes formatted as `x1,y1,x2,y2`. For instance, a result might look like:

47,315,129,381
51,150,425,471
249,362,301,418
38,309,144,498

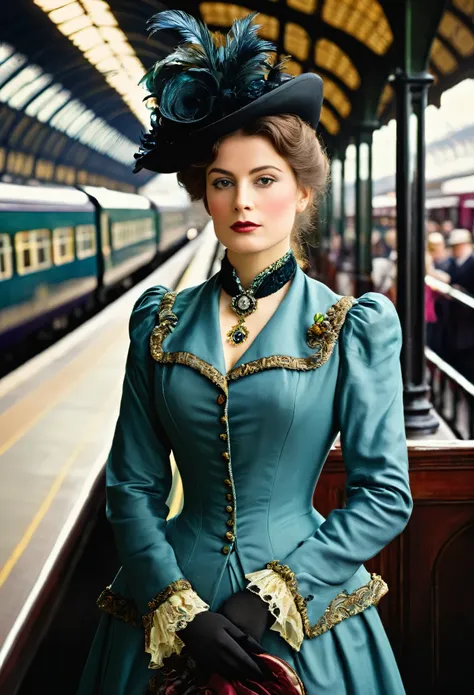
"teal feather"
147,10,218,71
143,9,281,101
135,9,294,167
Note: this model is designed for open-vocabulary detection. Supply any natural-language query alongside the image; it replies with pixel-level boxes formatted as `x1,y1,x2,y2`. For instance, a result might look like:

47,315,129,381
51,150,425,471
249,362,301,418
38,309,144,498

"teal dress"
78,266,412,695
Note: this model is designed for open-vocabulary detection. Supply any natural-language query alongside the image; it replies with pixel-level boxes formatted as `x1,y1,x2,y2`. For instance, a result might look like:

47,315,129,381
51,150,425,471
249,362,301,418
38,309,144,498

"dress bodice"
114,267,411,611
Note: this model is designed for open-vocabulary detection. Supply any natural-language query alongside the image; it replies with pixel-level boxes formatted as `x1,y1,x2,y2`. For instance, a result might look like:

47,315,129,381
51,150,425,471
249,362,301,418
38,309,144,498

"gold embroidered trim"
227,295,355,381
149,291,177,357
266,561,388,639
149,291,355,387
158,350,227,393
96,586,139,627
147,579,193,613
150,291,228,393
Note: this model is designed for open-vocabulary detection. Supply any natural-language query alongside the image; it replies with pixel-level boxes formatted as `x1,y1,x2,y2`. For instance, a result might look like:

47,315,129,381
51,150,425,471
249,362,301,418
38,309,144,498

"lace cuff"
143,585,209,669
246,563,389,651
245,568,304,651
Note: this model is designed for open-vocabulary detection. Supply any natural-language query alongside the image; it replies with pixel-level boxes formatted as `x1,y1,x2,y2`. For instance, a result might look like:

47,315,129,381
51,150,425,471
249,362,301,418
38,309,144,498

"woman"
78,10,412,695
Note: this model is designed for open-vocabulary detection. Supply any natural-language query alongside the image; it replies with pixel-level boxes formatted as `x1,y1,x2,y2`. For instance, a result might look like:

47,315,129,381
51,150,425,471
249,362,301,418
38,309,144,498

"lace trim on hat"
143,587,209,669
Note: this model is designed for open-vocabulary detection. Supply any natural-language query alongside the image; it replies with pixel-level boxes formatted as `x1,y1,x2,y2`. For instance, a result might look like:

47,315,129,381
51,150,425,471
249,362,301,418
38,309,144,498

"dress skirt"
77,552,406,695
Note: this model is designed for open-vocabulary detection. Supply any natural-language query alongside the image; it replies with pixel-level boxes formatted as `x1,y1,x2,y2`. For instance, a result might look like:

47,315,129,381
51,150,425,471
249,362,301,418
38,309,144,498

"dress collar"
153,268,354,388
162,266,307,377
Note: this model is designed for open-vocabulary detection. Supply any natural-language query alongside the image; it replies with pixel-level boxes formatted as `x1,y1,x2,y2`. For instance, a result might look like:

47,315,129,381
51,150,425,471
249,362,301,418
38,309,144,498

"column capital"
389,69,434,90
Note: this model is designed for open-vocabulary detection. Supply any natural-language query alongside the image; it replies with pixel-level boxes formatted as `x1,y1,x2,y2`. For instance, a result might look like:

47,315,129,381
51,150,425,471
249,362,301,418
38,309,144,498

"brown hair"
177,114,329,267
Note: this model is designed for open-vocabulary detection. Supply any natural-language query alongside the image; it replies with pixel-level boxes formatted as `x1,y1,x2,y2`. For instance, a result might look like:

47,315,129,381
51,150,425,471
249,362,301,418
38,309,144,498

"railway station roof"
1,1,473,190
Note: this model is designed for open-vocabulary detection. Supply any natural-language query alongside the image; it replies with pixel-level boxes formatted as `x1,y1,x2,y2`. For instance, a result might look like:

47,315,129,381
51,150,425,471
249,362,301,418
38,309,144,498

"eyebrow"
207,165,283,177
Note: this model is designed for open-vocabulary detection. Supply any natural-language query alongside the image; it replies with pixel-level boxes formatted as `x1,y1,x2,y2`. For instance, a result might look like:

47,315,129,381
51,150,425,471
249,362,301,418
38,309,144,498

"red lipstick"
230,221,261,233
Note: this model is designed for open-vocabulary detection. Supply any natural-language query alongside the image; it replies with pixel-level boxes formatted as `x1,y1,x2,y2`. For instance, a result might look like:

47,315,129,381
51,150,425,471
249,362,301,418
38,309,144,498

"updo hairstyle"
177,114,329,267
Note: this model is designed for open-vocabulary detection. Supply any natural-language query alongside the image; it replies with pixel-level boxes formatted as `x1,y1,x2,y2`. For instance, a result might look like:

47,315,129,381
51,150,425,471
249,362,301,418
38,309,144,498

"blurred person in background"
379,228,397,301
426,219,441,235
427,231,449,271
425,232,451,356
425,247,451,355
371,230,386,258
443,229,474,382
384,228,397,260
441,219,454,241
445,228,474,294
372,230,395,296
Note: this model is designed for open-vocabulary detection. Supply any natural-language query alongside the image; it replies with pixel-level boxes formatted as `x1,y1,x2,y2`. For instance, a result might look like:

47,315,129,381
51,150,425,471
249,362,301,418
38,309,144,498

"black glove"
176,610,265,682
218,589,272,643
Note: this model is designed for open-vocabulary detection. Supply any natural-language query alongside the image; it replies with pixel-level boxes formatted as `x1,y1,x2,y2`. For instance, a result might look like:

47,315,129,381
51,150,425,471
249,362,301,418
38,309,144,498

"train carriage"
80,186,158,294
0,182,98,351
0,179,200,365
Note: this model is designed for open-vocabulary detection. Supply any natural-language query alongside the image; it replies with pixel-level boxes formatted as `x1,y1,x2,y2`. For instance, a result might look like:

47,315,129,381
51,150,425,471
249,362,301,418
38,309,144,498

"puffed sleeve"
106,286,208,668
246,292,412,649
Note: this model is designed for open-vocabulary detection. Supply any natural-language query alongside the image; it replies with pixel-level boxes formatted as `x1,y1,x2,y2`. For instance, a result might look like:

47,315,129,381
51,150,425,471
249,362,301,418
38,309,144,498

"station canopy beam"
0,1,472,190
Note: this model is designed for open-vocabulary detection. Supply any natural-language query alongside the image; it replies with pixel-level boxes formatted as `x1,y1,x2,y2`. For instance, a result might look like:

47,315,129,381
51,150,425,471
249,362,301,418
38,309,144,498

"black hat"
134,10,324,174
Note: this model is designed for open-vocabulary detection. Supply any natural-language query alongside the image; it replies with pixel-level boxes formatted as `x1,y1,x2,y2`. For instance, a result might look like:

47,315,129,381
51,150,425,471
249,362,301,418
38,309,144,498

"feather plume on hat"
134,10,292,170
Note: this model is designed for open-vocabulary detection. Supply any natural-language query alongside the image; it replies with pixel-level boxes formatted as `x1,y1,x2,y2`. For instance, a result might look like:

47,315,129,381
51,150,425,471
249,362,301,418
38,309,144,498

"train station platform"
0,224,219,687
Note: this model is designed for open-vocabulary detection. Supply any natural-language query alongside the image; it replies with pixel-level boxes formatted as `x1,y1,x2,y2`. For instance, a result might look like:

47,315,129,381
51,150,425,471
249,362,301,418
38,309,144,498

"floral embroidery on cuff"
142,589,209,669
245,568,304,651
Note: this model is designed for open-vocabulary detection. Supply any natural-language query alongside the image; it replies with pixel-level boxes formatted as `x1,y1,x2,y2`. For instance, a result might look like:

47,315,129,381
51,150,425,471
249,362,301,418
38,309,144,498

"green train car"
0,181,196,354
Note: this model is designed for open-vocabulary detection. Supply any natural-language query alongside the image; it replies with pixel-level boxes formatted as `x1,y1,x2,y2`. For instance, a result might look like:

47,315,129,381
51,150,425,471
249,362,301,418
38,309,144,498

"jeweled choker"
219,249,297,346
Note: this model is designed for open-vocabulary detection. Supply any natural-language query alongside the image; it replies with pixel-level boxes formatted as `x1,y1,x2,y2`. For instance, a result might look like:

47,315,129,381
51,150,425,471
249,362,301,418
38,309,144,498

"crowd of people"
370,220,474,384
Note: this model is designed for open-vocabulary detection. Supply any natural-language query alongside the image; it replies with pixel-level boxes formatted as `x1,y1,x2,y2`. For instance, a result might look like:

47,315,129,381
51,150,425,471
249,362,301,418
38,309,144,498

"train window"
53,227,75,265
15,229,52,275
76,224,97,259
143,217,154,239
111,217,155,249
0,234,13,281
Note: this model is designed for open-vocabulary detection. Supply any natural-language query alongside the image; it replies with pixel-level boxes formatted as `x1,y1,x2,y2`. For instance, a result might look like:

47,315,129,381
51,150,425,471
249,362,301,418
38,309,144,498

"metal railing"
425,275,474,439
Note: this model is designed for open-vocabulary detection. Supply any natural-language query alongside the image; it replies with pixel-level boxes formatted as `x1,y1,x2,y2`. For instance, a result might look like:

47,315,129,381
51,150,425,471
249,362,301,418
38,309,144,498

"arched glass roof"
322,0,393,56
0,0,472,189
33,0,149,126
0,42,136,166
195,1,473,137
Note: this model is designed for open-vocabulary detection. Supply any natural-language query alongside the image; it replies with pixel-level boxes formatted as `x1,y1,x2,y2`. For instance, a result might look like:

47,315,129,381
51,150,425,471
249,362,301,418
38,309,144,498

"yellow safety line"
0,324,119,458
0,385,120,589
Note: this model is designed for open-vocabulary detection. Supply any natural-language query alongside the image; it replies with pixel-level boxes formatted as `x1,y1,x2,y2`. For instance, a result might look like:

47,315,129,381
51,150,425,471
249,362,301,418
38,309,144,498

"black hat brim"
136,72,323,174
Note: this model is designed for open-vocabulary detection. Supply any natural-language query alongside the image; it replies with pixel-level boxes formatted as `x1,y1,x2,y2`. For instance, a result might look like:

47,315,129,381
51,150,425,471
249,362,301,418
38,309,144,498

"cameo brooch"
227,291,258,345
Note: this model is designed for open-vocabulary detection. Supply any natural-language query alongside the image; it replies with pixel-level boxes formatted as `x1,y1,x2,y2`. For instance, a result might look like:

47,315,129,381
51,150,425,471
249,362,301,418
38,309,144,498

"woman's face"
205,132,310,256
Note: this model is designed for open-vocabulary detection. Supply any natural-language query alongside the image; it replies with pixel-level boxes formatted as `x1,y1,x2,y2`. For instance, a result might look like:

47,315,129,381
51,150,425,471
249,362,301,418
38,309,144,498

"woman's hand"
177,610,265,681
218,589,272,642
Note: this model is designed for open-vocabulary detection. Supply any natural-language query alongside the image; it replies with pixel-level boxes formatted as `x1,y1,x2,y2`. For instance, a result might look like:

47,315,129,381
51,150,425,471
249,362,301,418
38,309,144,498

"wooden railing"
317,440,474,695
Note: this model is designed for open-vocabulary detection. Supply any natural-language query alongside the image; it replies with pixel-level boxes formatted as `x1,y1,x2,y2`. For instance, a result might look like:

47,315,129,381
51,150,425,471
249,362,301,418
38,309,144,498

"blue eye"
212,179,232,189
258,177,275,186
211,176,276,189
